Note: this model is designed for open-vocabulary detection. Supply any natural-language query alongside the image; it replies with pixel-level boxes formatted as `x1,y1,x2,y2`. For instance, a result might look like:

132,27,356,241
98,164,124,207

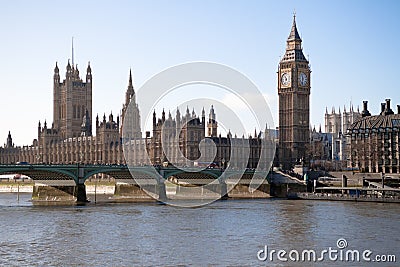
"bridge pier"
220,180,229,200
157,180,167,203
76,165,88,203
75,183,88,203
32,180,87,204
114,183,154,201
113,179,167,202
227,183,271,198
31,164,88,204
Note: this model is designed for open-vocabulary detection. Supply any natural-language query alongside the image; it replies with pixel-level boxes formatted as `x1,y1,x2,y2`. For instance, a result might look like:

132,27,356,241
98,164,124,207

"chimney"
381,103,386,115
386,99,391,110
361,101,371,117
385,98,394,115
397,105,400,114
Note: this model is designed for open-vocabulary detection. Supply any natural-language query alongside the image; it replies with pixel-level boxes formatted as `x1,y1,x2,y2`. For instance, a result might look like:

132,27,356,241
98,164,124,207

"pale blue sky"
1,0,399,145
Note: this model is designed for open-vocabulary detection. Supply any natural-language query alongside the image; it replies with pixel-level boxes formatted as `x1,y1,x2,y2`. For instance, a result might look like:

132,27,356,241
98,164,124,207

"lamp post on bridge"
220,158,228,200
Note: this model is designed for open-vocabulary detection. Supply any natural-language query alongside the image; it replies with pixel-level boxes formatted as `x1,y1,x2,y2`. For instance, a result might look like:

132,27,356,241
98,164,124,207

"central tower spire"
129,68,133,88
126,68,135,105
121,68,141,139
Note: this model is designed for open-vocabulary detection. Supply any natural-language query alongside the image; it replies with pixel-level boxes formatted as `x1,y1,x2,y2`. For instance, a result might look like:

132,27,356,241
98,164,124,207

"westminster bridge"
0,164,280,203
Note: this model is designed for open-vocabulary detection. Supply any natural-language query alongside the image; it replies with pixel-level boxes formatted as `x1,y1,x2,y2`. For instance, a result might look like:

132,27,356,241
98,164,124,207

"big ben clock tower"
278,15,311,169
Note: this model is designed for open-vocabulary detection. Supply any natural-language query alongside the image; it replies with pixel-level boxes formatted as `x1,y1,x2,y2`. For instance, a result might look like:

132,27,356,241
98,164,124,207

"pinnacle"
288,14,301,41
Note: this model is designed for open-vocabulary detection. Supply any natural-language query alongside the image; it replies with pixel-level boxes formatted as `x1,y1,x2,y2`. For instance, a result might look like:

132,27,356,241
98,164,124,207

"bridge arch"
82,166,162,182
0,166,78,181
162,169,221,180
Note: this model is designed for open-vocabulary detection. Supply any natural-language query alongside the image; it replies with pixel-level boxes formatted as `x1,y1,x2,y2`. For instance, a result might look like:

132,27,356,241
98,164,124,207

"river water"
0,193,398,266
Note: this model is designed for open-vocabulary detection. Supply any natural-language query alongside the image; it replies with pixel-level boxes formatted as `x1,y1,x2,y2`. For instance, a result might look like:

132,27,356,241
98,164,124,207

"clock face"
281,73,290,86
299,72,308,86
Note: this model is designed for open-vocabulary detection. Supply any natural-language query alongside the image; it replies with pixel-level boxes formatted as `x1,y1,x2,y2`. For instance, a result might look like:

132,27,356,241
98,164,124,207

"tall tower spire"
125,68,135,106
72,37,74,67
129,68,133,87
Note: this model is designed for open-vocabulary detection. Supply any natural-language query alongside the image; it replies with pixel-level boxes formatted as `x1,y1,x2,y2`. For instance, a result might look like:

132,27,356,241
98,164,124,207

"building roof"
348,113,400,132
280,15,308,63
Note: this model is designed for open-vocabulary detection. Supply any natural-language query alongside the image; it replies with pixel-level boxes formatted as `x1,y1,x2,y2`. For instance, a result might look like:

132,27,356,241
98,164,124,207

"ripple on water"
0,196,399,266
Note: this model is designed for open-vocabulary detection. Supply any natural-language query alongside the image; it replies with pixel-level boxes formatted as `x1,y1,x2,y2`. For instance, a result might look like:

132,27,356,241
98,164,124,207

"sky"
1,0,400,145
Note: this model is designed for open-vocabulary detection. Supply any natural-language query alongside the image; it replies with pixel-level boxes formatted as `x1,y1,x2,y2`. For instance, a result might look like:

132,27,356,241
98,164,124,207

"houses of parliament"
0,59,270,168
0,16,307,170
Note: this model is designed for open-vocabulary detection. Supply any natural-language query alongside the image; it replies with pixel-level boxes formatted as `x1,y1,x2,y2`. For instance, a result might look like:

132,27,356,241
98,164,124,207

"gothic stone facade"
146,106,271,169
0,60,140,165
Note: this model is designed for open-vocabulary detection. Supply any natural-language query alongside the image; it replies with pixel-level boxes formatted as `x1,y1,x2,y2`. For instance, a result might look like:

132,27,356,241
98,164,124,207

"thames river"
0,193,398,266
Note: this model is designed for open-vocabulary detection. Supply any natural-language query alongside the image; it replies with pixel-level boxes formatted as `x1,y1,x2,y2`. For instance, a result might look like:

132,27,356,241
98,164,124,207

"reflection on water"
0,193,398,266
